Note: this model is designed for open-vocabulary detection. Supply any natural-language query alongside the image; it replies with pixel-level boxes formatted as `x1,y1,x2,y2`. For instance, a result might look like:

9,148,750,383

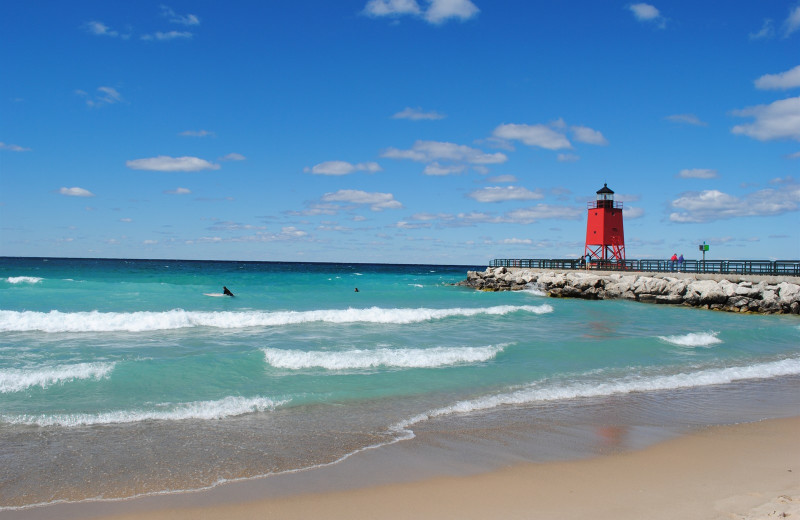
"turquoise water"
1,257,799,508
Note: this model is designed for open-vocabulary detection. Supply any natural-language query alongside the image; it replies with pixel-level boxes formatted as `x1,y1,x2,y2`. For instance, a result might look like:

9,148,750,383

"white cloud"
59,187,95,197
305,161,382,175
0,142,31,152
492,123,572,150
500,238,533,245
84,21,121,37
424,0,480,24
750,19,775,40
179,130,215,137
126,156,221,172
362,0,478,24
731,96,800,141
571,125,608,145
557,153,580,162
382,140,507,164
504,204,583,223
678,168,719,179
141,31,192,41
665,113,707,126
783,4,800,37
423,162,466,175
669,184,800,223
624,207,645,219
164,187,191,195
321,189,402,211
77,86,124,108
486,174,517,183
628,3,665,27
392,107,446,120
755,65,800,90
467,186,544,203
220,153,246,161
788,151,800,159
160,6,200,26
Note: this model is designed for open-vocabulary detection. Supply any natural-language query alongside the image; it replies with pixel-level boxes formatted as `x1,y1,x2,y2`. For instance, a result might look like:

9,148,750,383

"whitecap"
263,344,509,370
393,357,800,431
0,362,115,393
6,276,43,284
1,395,286,427
658,331,722,347
0,305,553,333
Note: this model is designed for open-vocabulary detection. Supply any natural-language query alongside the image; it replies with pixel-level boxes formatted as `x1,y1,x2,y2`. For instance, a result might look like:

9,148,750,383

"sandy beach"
9,416,797,520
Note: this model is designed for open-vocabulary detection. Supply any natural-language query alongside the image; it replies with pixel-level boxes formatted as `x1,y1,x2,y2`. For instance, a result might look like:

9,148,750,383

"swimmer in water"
223,286,234,297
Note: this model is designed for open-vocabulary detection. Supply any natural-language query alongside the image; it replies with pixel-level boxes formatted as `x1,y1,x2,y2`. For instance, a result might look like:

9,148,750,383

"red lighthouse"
585,183,625,263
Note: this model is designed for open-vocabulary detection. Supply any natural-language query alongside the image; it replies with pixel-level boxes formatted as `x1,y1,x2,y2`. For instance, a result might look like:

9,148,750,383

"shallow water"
1,257,799,508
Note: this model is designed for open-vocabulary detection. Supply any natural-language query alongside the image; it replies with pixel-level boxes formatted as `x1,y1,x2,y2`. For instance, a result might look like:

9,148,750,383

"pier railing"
489,258,800,276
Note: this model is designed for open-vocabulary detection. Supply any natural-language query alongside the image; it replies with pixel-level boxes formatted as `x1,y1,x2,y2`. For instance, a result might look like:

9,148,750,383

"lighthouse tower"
585,183,625,263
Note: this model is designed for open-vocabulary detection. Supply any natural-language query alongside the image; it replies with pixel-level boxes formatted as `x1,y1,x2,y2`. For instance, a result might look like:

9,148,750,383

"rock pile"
459,267,800,315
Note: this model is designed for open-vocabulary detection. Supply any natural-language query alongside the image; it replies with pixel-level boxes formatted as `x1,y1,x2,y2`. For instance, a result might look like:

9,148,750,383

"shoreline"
11,416,798,520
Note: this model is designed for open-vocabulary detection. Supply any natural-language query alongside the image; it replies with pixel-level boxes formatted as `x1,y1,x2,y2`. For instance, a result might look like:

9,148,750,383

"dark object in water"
223,286,234,297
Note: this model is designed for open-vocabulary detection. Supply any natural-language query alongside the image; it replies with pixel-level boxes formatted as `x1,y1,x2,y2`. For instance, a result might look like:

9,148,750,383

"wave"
394,357,800,430
0,305,553,333
659,331,722,347
5,276,43,284
522,283,547,296
0,395,286,427
0,362,115,393
263,344,508,370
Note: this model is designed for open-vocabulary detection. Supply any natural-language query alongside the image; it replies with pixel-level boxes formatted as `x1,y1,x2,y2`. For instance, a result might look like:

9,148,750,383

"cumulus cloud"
492,123,572,150
179,130,215,137
504,204,583,223
0,142,31,152
678,168,719,179
321,189,402,211
731,96,800,141
558,153,580,162
141,31,192,41
784,4,800,37
628,3,665,27
624,207,645,219
164,187,191,195
305,161,382,175
755,65,800,90
160,5,200,26
392,107,446,120
59,187,95,197
750,19,775,40
467,186,544,203
669,184,800,223
486,174,518,183
382,140,507,165
84,21,125,38
665,113,707,126
571,125,609,145
126,155,221,172
423,162,466,175
76,86,124,108
363,0,479,24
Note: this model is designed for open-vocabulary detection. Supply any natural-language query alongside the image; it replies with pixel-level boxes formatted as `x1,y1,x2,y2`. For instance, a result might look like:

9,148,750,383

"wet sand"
9,416,799,520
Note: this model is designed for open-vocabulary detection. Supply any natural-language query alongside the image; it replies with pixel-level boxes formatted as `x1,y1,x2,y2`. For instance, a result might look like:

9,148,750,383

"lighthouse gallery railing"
488,258,800,276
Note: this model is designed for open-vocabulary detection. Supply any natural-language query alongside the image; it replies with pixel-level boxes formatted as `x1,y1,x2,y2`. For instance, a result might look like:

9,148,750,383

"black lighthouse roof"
596,183,614,195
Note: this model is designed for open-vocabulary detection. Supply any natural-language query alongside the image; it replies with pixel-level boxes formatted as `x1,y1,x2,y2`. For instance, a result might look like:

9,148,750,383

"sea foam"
0,362,115,393
0,305,553,333
659,331,722,347
0,395,285,427
263,344,508,370
394,357,800,431
5,276,43,284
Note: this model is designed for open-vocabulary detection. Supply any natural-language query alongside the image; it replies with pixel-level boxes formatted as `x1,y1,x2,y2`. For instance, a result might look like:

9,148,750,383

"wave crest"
0,305,553,333
263,344,508,370
6,276,43,284
1,395,286,427
0,362,115,393
659,331,722,347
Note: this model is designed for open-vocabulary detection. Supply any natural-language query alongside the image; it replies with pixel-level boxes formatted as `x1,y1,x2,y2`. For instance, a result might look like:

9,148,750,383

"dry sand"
10,417,800,520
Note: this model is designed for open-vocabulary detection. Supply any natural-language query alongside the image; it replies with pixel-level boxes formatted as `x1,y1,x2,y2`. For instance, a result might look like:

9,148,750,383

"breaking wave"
0,362,115,393
263,344,509,370
394,357,800,430
0,305,553,333
659,331,722,347
0,395,286,427
5,276,43,284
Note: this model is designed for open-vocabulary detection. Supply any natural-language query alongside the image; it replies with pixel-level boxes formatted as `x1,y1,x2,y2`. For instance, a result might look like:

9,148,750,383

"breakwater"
459,268,800,314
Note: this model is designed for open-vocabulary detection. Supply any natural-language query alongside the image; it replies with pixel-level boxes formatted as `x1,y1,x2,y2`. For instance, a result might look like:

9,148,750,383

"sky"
1,0,799,265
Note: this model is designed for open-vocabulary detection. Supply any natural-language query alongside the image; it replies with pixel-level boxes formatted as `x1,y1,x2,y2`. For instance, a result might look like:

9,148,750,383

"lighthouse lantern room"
585,183,625,263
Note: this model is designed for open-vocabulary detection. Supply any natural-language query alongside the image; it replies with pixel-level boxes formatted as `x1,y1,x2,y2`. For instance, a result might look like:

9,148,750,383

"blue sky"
1,1,799,264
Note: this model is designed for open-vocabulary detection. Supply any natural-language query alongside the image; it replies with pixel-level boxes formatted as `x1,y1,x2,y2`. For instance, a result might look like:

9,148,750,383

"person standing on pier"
677,254,684,272
669,253,678,271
